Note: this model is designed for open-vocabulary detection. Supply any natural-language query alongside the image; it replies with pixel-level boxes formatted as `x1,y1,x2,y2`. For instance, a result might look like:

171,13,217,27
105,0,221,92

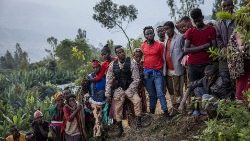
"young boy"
133,48,147,113
87,59,106,137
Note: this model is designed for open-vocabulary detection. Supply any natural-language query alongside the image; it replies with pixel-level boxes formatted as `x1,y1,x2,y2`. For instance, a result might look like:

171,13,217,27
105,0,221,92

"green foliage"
201,100,250,141
93,0,138,29
124,38,143,56
0,65,66,138
210,3,250,61
74,62,93,85
0,65,79,138
106,39,116,56
0,67,76,90
46,36,58,59
234,6,250,27
93,0,138,54
212,0,248,20
0,87,54,138
76,28,86,39
208,47,228,61
55,38,91,70
131,38,143,50
0,50,15,69
166,0,204,20
234,5,250,44
216,11,233,20
0,43,29,70
72,46,85,61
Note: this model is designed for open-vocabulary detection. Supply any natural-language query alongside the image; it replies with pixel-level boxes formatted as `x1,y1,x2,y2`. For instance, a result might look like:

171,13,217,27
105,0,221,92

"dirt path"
108,113,206,141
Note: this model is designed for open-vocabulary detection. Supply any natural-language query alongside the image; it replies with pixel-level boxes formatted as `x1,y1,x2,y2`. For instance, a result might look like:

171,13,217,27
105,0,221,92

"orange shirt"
166,38,174,70
141,41,164,70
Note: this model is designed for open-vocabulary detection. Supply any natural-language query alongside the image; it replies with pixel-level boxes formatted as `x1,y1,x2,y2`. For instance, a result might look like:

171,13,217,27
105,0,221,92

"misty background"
0,0,213,62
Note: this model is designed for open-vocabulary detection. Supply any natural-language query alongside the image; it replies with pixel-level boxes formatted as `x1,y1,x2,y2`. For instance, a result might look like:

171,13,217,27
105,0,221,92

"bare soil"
108,113,206,141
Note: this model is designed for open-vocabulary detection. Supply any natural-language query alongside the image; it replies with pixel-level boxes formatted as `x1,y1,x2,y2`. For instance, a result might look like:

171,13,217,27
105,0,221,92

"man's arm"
63,105,81,121
125,60,140,95
178,78,204,112
178,88,191,112
184,40,211,54
105,62,114,98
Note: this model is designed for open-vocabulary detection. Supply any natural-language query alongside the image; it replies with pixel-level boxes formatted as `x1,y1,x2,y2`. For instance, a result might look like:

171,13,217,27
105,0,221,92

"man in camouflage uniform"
105,45,142,137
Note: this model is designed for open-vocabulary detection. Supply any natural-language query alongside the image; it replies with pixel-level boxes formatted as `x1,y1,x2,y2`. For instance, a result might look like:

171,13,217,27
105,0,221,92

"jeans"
144,69,168,112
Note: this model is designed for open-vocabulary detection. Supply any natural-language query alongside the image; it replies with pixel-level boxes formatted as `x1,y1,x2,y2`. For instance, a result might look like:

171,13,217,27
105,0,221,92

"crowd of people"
6,0,250,140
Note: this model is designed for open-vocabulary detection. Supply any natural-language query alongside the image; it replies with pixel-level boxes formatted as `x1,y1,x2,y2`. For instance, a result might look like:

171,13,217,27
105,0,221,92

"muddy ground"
107,113,206,141
90,93,206,141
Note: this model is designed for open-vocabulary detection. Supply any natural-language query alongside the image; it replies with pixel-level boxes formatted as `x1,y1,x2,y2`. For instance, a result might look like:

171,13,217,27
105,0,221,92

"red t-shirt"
166,38,174,70
185,25,216,65
141,41,164,70
94,60,111,81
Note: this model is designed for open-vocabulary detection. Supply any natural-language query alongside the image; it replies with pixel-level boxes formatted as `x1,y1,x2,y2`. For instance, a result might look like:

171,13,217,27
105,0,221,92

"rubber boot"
117,121,124,137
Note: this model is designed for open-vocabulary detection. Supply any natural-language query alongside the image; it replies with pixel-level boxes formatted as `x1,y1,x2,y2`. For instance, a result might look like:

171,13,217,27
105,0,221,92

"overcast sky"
0,0,214,61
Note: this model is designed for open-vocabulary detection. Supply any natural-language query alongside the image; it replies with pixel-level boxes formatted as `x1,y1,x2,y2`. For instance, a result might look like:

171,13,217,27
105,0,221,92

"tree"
19,52,29,70
55,38,91,70
76,28,86,39
14,43,21,68
93,0,138,53
13,43,29,70
166,0,249,21
106,39,115,56
0,56,6,69
166,0,204,20
130,38,143,50
4,50,15,69
46,36,58,59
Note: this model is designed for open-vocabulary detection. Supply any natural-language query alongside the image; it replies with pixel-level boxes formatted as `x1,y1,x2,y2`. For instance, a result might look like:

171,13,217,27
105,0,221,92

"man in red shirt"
141,26,171,118
184,8,216,82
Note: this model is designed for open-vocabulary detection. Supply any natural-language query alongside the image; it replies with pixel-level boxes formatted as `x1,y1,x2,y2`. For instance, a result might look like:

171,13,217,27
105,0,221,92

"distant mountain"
0,27,48,62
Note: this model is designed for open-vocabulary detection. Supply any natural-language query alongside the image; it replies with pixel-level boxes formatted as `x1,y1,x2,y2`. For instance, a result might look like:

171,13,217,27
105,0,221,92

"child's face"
134,52,142,63
68,97,77,108
101,50,110,61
